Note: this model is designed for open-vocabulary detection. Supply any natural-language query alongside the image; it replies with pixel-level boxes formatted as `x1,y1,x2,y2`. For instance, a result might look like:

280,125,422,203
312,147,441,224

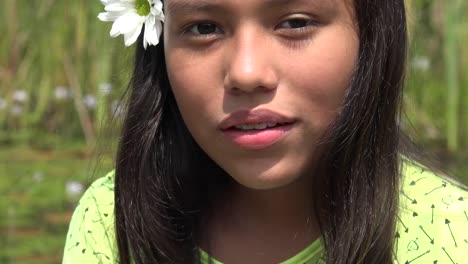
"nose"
224,28,278,94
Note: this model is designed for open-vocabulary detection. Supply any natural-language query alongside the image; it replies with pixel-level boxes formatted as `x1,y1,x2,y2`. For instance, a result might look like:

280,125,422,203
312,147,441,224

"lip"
219,109,297,150
219,109,296,130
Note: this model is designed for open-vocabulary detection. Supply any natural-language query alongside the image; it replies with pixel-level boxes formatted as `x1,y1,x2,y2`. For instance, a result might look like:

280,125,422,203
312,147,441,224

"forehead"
164,0,342,14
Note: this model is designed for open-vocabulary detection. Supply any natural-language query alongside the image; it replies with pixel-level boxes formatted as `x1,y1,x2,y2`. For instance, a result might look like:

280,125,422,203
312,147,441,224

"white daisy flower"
99,82,113,95
412,56,431,72
83,94,97,109
66,180,85,197
98,0,164,49
13,90,28,103
32,171,45,183
54,86,72,100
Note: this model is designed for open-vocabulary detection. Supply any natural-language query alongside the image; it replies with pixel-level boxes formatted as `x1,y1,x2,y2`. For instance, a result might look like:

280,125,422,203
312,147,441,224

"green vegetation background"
0,0,467,263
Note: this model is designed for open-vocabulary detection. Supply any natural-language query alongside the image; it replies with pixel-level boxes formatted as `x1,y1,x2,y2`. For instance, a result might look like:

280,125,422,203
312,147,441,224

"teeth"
254,123,268,130
234,123,279,130
266,123,277,128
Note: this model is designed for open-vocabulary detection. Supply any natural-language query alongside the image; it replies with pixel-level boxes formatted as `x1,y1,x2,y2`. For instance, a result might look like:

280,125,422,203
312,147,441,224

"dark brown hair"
114,0,409,263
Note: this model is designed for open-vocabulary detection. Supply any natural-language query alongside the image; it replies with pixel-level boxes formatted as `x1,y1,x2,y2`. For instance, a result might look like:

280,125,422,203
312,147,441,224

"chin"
224,165,302,191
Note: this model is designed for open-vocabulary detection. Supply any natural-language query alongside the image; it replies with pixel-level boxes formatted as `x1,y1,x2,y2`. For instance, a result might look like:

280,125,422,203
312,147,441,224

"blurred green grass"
0,0,467,263
0,144,113,263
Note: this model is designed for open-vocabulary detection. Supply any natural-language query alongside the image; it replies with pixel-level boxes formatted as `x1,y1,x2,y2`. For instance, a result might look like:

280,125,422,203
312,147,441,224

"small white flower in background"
99,82,113,95
54,86,72,100
13,90,28,103
32,172,44,183
425,126,440,140
98,0,165,49
111,100,125,117
83,94,97,109
10,104,23,116
0,97,6,110
412,56,431,72
66,180,85,197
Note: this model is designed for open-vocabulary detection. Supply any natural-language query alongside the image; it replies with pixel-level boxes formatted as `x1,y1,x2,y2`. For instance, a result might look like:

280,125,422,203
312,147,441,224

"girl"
63,0,467,263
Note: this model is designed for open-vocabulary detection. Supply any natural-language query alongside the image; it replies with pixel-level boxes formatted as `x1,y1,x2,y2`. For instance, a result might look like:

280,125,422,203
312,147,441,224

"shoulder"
400,161,466,216
63,171,117,264
395,161,467,263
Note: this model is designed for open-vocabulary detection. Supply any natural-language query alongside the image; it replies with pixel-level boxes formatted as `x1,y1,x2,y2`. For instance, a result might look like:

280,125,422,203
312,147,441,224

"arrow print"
431,204,435,224
406,238,419,252
401,191,418,204
68,241,80,251
404,250,430,264
397,215,409,233
442,247,457,264
79,206,89,231
419,225,434,244
425,182,447,196
409,176,427,186
445,219,457,247
93,252,111,260
87,230,97,244
395,232,400,255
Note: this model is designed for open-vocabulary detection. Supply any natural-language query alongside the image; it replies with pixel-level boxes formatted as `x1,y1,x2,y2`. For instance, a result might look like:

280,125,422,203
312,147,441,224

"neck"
229,177,316,232
202,172,320,262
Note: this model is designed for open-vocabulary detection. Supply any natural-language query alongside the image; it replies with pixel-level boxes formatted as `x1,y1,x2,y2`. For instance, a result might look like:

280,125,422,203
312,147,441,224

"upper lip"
219,109,296,130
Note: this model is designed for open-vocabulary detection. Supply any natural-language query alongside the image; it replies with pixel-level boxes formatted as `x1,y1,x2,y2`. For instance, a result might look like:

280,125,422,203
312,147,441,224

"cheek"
286,28,358,129
165,53,219,138
167,72,207,131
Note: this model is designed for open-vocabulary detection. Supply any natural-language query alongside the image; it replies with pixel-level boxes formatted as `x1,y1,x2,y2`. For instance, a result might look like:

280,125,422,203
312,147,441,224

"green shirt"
63,162,467,263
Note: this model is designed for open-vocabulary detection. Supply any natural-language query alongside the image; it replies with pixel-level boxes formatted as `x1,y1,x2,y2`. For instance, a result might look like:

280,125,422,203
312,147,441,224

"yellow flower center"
135,0,151,16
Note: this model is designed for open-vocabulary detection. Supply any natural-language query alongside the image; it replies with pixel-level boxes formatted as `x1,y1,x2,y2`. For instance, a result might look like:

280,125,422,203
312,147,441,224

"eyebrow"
166,0,329,15
166,0,214,14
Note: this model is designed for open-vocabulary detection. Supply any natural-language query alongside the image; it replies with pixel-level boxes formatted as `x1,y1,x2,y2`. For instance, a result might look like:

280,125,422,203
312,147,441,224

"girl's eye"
187,23,223,36
277,18,317,30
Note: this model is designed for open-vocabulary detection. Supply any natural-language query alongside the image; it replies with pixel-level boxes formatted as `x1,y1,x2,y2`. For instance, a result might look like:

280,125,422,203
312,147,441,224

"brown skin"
164,0,358,262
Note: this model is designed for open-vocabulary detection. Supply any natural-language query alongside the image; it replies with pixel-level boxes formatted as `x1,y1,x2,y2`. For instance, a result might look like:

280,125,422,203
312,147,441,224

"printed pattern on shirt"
395,163,467,264
63,172,117,264
62,163,467,264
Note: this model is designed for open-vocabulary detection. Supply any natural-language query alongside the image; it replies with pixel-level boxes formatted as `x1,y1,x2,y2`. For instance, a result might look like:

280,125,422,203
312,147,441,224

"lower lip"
222,123,295,150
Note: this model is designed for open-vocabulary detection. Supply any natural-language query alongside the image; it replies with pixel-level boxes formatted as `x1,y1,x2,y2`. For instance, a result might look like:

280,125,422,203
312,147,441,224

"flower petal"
124,23,143,46
150,0,165,21
98,11,127,22
143,16,156,46
110,12,143,37
144,18,162,48
104,3,132,12
121,13,145,34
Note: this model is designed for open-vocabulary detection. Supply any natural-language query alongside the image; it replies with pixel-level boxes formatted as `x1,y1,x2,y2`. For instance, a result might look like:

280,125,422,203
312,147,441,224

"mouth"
219,109,297,149
222,123,296,150
224,122,294,131
219,109,296,130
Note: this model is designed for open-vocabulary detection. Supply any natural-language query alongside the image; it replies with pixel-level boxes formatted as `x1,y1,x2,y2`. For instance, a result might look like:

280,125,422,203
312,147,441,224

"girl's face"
164,0,358,190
